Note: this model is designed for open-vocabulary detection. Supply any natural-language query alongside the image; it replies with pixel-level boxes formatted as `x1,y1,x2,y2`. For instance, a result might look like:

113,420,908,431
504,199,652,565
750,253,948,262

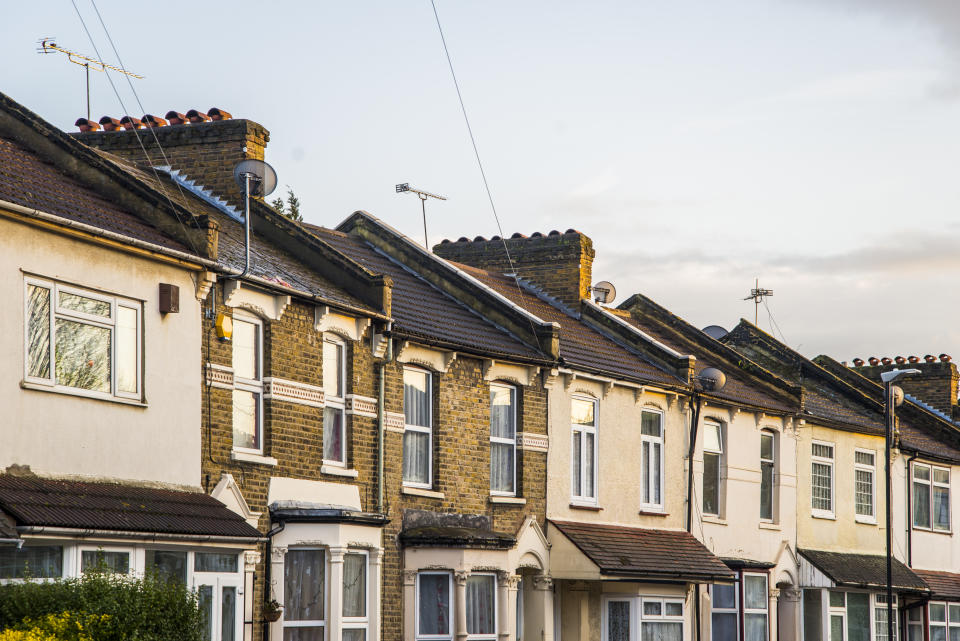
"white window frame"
282,547,327,639
743,572,770,641
640,597,685,640
489,382,518,497
342,549,369,638
77,545,134,576
873,593,898,641
811,441,836,518
912,462,951,532
906,605,923,641
417,571,454,641
710,580,740,641
854,449,877,523
23,276,142,401
641,408,665,511
403,366,434,489
602,596,636,641
466,572,498,641
571,395,599,504
702,420,724,517
323,334,348,467
231,312,264,455
828,591,847,641
760,430,776,522
0,544,64,583
926,601,960,641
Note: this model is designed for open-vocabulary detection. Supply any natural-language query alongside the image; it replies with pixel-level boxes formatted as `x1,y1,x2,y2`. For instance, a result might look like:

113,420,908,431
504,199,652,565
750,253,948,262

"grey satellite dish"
592,280,617,304
702,325,729,340
233,159,278,197
699,367,727,392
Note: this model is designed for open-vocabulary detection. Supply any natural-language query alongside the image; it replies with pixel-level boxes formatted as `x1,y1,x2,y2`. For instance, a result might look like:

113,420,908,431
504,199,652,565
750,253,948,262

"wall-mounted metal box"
159,283,180,314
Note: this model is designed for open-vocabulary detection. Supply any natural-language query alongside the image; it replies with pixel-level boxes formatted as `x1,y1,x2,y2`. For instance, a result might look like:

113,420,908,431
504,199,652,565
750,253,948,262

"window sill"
490,495,526,505
811,512,836,521
912,526,952,535
21,381,147,407
569,503,602,512
639,509,668,517
758,522,781,531
402,486,445,499
702,515,727,526
231,450,278,466
321,465,359,478
855,516,877,526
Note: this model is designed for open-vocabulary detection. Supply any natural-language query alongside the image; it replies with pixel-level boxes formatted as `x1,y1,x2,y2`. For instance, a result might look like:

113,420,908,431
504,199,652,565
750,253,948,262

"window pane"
55,319,110,392
932,604,947,623
343,553,366,618
856,469,874,517
608,601,631,641
584,431,596,498
847,592,869,641
704,452,720,514
761,433,774,461
641,411,661,437
232,389,260,450
491,386,516,439
643,441,651,504
199,585,213,641
403,430,430,485
81,550,129,574
746,614,768,641
935,468,950,485
934,486,950,530
744,575,768,610
404,369,431,427
343,630,366,641
761,462,774,520
572,398,595,426
27,285,51,379
713,583,737,609
0,545,63,579
704,423,722,452
713,613,738,641
830,592,845,608
908,626,923,641
856,451,875,466
830,615,844,641
950,605,960,623
323,340,343,398
875,604,897,641
643,601,662,616
491,442,515,494
914,480,931,528
665,602,683,617
116,306,138,394
652,442,662,505
572,431,582,497
813,462,833,512
59,291,111,317
466,575,496,635
232,319,258,380
323,407,344,463
914,465,931,481
146,550,187,584
195,553,238,573
283,629,324,641
803,590,822,641
933,628,948,641
419,574,450,635
951,629,960,641
813,443,834,459
285,549,324,622
642,622,682,641
222,586,236,641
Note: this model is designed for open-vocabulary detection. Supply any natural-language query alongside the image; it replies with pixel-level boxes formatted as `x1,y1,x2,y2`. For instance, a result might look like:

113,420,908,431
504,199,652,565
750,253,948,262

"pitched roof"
0,475,261,540
913,569,960,601
549,520,735,582
798,548,928,593
457,266,681,386
308,226,548,362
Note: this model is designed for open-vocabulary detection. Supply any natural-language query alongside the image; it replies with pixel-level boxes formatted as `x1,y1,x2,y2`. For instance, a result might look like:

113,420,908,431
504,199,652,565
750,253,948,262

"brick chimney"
72,108,268,210
852,355,959,415
433,230,595,308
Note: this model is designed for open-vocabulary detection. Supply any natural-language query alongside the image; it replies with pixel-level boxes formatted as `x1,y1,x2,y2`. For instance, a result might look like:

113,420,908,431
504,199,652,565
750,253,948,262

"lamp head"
880,368,922,383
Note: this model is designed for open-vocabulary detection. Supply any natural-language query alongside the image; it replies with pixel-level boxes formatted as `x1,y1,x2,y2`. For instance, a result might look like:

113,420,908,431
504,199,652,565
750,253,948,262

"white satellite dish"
592,281,617,304
233,159,278,197
702,325,729,340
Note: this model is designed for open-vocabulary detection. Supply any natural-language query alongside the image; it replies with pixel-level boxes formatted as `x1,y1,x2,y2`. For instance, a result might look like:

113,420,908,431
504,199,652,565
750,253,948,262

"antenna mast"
395,183,447,249
37,38,143,120
743,278,773,325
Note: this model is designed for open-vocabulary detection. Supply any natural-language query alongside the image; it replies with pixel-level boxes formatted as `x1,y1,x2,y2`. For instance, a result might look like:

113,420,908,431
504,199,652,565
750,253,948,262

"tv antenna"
37,38,144,120
743,278,773,325
395,183,447,249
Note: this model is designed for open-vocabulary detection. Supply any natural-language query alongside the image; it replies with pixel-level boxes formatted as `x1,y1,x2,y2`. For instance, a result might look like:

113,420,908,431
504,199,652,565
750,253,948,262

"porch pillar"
455,570,470,641
769,588,780,641
403,570,418,641
777,588,802,641
328,546,347,639
369,549,383,641
497,571,521,641
532,575,554,641
243,550,260,641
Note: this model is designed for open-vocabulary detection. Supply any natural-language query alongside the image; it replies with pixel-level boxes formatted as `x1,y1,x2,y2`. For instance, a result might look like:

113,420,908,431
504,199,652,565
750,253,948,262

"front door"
195,574,242,641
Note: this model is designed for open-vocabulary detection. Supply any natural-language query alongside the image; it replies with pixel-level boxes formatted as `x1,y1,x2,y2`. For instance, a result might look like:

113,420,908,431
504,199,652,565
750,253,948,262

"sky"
3,1,960,362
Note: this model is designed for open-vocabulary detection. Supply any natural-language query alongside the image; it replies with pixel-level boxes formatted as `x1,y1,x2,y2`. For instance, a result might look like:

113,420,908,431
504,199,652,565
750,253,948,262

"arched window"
571,396,598,503
640,409,664,511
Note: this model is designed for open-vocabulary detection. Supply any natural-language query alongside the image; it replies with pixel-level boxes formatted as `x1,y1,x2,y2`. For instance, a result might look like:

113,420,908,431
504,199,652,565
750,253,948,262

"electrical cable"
762,297,788,346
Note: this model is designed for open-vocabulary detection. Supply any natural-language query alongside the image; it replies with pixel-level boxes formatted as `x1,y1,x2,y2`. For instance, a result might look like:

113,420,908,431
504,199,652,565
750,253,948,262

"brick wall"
434,231,595,308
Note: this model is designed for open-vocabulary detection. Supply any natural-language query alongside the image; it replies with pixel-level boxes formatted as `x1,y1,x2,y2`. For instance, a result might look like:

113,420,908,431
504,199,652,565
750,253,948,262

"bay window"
711,573,768,641
490,383,517,496
641,598,684,641
232,314,263,453
760,431,775,521
913,463,950,531
80,548,131,575
571,396,598,503
855,450,876,521
466,574,497,640
284,549,325,640
641,410,664,510
703,421,723,516
323,336,347,466
24,277,141,400
417,572,452,641
403,367,433,487
906,607,923,641
711,582,738,641
928,602,960,641
0,545,63,579
812,442,835,517
343,551,368,641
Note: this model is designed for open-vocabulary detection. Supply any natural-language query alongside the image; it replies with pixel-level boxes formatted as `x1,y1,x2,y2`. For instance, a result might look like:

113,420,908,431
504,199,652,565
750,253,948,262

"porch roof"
798,548,929,593
913,570,960,601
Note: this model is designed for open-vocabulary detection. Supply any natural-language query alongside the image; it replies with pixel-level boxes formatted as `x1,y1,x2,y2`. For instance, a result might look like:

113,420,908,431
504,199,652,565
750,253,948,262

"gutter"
0,538,23,548
17,526,264,544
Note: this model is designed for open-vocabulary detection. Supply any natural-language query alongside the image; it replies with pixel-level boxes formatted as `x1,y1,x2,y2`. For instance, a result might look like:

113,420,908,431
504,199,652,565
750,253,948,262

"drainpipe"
263,519,286,641
377,329,394,513
906,452,919,566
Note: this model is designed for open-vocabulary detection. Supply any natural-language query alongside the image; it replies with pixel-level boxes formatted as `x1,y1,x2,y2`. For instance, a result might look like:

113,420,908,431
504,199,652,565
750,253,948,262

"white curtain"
404,370,430,426
418,574,450,635
466,575,495,635
491,443,514,493
284,549,325,621
403,431,429,484
642,622,682,641
490,388,515,439
323,407,344,462
584,432,595,497
343,553,366,618
745,614,768,641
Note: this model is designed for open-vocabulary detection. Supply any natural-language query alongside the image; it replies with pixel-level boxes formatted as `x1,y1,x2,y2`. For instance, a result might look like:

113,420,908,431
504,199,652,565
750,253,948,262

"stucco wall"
892,456,959,571
1,216,201,486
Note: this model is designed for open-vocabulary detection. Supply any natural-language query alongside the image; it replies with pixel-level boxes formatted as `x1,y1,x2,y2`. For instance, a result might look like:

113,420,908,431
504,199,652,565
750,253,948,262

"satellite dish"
702,325,729,340
592,280,617,304
233,159,278,197
699,367,727,392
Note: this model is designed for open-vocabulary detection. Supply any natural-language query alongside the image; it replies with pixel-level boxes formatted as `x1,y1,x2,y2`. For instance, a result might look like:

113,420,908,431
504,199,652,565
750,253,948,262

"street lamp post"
880,368,920,641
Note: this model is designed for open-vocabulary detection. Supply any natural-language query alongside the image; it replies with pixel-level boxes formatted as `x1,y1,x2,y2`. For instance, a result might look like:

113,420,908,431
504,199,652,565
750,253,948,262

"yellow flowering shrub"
0,612,108,641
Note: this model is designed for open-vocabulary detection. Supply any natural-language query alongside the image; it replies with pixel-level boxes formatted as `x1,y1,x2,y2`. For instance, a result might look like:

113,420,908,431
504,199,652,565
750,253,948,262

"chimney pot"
852,358,865,367
881,357,893,365
908,356,920,363
895,356,906,364
118,116,143,130
164,110,188,125
925,354,937,363
531,232,544,238
549,230,561,236
869,357,880,365
207,107,232,121
565,228,577,234
474,236,486,242
440,239,451,245
98,116,122,131
457,237,469,242
75,118,100,132
491,235,501,241
510,233,526,239
141,114,168,128
941,354,952,363
185,109,211,123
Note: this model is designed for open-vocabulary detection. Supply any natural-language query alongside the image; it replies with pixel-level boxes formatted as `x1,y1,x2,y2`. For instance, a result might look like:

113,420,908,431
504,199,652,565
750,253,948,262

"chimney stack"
856,356,959,416
434,229,595,308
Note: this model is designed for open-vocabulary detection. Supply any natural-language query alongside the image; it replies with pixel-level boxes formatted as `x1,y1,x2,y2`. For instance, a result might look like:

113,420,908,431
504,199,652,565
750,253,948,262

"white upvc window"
343,550,369,641
711,581,739,641
760,430,776,521
827,591,879,641
855,450,876,522
78,546,133,575
490,383,518,496
403,367,433,488
906,605,923,641
874,593,898,641
641,409,665,511
323,335,347,466
232,313,263,454
743,573,769,641
417,571,453,641
811,441,835,517
24,277,142,401
283,548,326,640
0,544,63,581
927,601,960,641
571,396,599,503
641,598,684,641
466,573,497,641
913,462,951,531
703,421,724,516
603,597,634,641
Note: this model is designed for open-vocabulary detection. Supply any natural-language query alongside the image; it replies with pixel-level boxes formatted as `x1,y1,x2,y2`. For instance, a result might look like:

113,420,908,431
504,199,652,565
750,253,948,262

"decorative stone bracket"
346,394,377,417
481,360,540,387
223,280,290,320
316,306,371,342
396,341,457,373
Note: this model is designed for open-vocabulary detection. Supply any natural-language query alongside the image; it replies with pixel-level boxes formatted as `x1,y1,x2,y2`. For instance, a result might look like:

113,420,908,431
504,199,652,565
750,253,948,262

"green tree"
271,186,302,222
